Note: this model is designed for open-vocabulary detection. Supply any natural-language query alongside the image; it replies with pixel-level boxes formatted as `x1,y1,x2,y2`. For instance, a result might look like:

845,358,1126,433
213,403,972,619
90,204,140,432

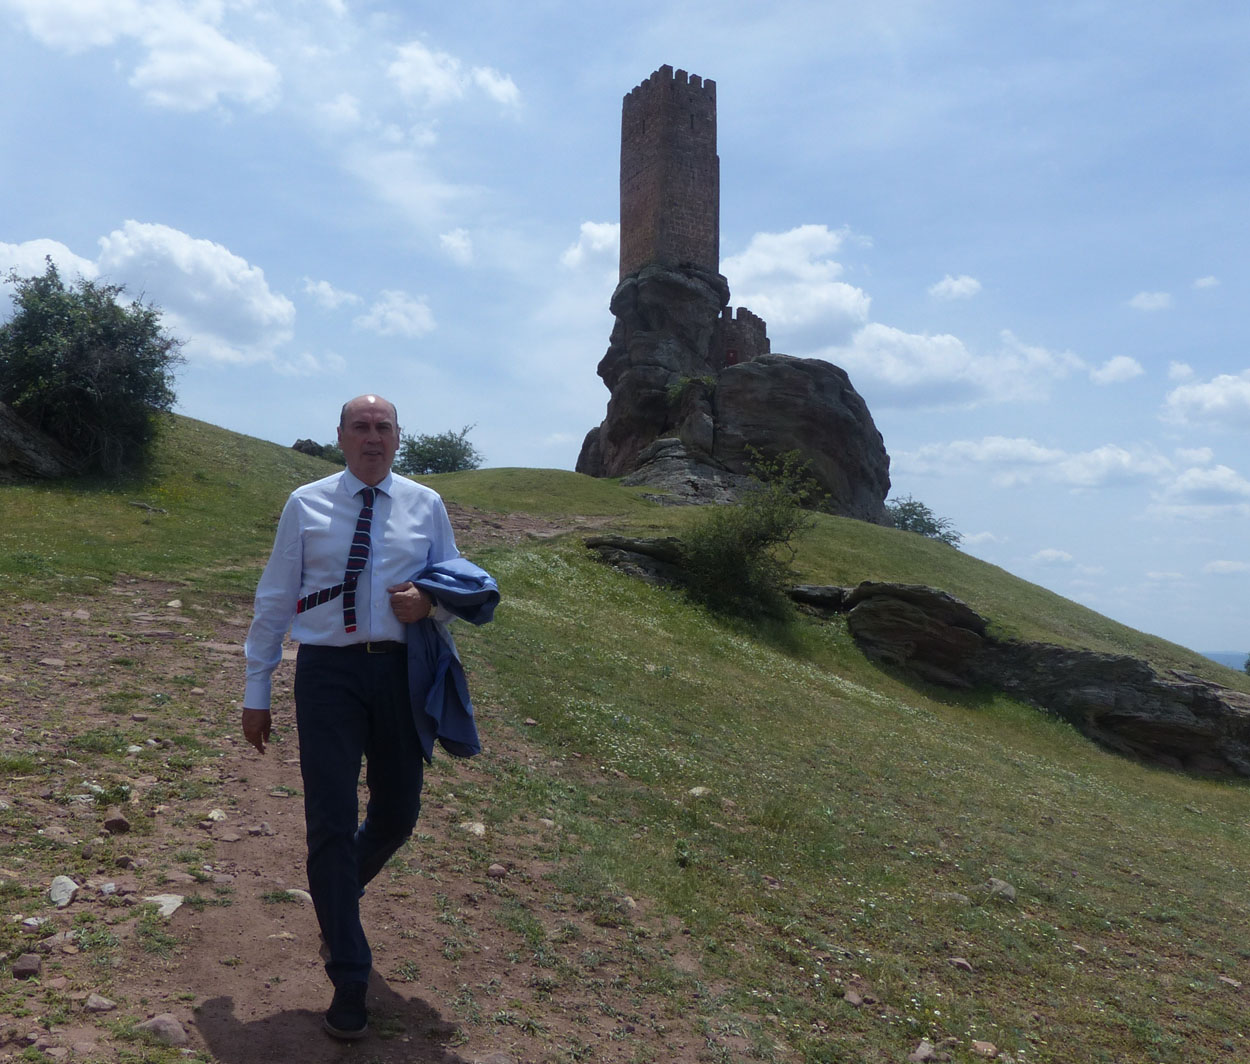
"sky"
1,0,1247,655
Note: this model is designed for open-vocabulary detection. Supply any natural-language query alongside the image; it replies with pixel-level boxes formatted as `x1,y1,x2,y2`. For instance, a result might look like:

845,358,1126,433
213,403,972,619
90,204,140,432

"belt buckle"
365,641,388,654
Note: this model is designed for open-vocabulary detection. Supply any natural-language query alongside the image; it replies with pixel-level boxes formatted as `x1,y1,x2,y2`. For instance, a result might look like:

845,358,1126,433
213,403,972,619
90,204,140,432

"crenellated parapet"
712,306,771,369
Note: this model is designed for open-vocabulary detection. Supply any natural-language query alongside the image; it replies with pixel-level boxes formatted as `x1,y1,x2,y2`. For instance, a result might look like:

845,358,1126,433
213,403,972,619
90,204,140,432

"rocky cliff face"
576,263,891,522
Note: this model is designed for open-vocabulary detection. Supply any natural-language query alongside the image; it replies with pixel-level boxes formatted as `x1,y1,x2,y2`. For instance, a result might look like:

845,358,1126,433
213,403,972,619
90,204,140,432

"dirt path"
0,510,746,1063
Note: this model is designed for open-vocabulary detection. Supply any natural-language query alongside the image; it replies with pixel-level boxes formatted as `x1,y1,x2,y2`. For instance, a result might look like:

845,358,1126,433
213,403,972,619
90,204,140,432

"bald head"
337,394,401,485
339,394,398,428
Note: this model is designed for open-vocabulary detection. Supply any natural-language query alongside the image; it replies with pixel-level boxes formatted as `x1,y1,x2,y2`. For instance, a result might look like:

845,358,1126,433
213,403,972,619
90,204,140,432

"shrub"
680,451,819,619
885,494,962,548
395,424,483,475
0,259,183,476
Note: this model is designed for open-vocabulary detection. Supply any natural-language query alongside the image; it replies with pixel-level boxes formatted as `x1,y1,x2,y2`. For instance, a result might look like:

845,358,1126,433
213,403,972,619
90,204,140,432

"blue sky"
1,1,1247,655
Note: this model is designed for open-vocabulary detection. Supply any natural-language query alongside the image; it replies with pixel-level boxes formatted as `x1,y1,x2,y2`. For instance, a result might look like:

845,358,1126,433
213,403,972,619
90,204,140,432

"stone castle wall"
619,65,719,279
711,306,770,371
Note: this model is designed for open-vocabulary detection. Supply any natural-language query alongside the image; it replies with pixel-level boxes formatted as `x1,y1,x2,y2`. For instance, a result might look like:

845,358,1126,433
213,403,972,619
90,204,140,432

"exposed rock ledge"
840,582,1250,777
584,536,1250,776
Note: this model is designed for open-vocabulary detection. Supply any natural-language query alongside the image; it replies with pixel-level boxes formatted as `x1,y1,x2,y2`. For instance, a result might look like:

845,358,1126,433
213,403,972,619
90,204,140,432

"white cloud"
1168,361,1194,381
722,225,870,343
1032,548,1073,564
560,221,619,269
0,238,99,284
273,350,348,377
1128,290,1172,311
896,436,1173,489
440,229,473,265
5,0,280,111
388,39,463,105
1175,447,1213,465
1055,445,1172,488
1192,275,1220,289
303,278,361,310
1203,560,1250,575
1146,571,1186,581
355,290,435,338
1089,355,1144,385
130,16,280,110
388,39,519,109
472,67,520,107
826,326,1083,408
928,274,981,300
1163,371,1250,429
96,220,294,364
1161,464,1250,505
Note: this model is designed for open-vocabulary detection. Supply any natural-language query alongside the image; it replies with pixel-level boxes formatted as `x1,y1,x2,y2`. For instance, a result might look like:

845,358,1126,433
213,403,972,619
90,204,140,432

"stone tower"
619,65,719,279
577,65,891,523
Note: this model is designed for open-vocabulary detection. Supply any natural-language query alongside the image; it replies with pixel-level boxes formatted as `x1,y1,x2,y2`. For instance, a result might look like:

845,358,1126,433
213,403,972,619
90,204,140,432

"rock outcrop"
839,581,1250,776
0,401,76,482
577,264,890,521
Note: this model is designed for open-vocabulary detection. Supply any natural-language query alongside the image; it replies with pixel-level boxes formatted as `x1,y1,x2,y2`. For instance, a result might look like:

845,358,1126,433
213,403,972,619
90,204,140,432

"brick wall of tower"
619,65,719,279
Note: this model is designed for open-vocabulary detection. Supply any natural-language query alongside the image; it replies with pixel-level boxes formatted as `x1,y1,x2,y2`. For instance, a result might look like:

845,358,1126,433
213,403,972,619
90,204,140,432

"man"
242,394,456,1040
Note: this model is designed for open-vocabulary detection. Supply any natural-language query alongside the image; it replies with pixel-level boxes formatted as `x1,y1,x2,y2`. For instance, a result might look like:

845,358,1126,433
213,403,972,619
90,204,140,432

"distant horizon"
1202,651,1248,666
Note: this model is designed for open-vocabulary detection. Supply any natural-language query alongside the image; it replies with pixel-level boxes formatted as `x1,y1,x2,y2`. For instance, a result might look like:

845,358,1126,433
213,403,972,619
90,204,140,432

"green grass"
417,466,658,516
4,415,1250,1062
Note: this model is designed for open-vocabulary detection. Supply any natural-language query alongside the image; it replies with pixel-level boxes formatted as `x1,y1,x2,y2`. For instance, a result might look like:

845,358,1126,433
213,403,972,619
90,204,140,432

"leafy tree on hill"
0,259,183,476
1244,654,1250,677
885,494,962,548
395,424,483,476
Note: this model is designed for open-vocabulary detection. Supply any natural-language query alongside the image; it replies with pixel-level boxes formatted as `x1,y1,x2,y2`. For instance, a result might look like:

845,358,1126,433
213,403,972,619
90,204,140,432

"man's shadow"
196,975,469,1063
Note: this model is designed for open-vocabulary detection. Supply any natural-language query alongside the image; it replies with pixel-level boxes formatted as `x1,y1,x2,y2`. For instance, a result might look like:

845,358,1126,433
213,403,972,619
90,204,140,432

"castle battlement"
713,305,770,369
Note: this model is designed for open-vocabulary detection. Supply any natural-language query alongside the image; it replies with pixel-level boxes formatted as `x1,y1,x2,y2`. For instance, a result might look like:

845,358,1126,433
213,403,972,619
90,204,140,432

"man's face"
337,397,400,485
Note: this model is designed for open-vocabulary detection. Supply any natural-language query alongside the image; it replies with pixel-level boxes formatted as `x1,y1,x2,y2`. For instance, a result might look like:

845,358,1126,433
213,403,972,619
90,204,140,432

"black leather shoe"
323,982,368,1040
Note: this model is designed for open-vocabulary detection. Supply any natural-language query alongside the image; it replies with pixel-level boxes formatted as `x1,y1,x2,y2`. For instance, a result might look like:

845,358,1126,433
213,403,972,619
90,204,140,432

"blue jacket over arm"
406,557,500,763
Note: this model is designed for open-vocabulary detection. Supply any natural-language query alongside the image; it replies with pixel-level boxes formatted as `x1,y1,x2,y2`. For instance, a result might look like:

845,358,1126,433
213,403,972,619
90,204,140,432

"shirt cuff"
243,677,273,712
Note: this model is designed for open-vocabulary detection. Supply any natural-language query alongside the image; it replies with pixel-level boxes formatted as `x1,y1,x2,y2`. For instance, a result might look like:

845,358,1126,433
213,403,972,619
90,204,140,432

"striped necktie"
294,485,377,633
342,486,375,634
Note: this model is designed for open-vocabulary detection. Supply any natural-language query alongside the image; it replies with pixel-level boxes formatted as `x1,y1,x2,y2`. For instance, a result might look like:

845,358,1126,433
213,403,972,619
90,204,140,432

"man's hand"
387,581,434,624
242,708,271,754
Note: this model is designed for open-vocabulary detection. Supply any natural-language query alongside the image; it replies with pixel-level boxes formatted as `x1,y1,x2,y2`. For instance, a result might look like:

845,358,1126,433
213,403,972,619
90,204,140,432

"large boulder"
712,355,891,523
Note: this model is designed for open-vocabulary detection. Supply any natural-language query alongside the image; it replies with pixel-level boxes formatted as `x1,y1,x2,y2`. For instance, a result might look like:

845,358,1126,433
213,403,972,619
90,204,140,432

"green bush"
680,451,818,619
395,423,483,475
0,259,183,476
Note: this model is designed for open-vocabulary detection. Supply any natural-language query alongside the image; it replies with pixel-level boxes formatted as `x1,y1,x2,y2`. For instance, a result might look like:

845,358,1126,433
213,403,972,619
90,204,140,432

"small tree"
395,424,483,476
0,259,183,476
885,494,962,548
1243,654,1249,678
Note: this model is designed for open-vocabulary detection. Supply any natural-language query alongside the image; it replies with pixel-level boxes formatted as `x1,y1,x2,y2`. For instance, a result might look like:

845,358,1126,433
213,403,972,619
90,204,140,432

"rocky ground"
0,506,741,1064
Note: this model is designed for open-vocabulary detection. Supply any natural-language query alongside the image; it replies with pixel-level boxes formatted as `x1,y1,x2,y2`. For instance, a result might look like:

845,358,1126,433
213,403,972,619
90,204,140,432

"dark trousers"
294,643,424,988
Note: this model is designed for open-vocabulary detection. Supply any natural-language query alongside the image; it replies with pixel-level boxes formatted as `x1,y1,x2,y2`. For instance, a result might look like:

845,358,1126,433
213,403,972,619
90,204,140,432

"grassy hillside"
4,415,1250,1063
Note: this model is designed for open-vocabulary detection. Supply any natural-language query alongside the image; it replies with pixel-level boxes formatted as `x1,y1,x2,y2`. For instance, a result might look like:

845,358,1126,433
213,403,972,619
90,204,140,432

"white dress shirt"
243,468,460,711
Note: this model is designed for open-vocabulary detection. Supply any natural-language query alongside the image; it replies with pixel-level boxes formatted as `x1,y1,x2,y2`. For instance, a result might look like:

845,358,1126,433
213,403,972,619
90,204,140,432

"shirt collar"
341,468,393,498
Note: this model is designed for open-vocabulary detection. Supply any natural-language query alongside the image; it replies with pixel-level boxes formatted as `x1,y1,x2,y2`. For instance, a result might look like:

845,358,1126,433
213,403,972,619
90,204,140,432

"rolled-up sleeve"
243,497,303,711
